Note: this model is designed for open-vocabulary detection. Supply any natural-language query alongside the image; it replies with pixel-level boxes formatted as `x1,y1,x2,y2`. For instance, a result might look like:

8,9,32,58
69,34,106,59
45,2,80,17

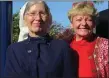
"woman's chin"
76,33,89,37
31,28,42,33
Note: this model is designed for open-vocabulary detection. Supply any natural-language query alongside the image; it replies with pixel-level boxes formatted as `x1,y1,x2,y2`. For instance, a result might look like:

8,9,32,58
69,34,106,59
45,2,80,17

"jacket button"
27,50,32,53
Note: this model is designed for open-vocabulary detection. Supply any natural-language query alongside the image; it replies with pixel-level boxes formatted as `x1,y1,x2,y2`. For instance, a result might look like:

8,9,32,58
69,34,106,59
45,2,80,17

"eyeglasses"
25,11,47,18
72,1,94,7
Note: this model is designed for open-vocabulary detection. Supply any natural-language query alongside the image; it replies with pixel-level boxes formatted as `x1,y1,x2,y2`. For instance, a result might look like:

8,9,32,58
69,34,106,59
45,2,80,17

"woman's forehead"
27,3,46,12
73,14,92,18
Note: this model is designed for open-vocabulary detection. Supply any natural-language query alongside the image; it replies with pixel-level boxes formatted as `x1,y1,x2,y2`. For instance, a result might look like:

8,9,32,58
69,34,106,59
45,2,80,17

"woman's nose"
81,20,87,25
34,13,42,20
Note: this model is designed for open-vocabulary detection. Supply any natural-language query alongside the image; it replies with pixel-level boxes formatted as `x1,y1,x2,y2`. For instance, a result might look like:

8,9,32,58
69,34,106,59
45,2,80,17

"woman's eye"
76,19,81,21
30,13,35,15
88,19,92,21
40,11,46,15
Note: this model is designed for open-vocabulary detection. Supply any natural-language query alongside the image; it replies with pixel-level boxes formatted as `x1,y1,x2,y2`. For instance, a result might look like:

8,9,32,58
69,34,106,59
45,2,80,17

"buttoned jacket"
4,36,78,78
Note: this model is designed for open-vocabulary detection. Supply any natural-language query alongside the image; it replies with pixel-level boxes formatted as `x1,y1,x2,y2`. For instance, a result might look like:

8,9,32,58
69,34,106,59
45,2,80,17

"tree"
12,12,20,43
93,1,104,4
49,21,64,38
12,12,64,43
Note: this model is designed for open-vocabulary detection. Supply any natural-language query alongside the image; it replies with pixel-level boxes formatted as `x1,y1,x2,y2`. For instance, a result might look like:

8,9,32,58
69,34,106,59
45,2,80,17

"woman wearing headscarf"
56,1,108,78
4,1,78,78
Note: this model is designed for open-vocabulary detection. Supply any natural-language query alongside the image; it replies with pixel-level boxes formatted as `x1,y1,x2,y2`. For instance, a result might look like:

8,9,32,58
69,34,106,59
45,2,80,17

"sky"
13,1,108,27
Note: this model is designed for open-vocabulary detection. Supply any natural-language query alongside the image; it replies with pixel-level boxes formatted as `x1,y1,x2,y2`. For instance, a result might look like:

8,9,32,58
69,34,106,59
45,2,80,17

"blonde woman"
57,1,108,78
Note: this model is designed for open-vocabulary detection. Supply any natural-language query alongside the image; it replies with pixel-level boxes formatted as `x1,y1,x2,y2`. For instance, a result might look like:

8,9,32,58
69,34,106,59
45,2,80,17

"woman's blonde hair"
68,1,98,22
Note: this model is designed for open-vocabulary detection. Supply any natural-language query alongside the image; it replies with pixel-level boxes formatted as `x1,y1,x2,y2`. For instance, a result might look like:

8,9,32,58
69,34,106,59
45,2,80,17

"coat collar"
25,34,52,44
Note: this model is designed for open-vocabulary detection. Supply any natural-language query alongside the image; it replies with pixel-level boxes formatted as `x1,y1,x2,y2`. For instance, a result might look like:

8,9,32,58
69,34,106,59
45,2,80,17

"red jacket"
93,37,108,78
70,36,108,78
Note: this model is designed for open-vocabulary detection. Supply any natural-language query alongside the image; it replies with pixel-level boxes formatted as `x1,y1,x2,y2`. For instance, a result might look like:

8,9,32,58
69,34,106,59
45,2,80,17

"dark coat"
96,9,109,39
4,36,78,78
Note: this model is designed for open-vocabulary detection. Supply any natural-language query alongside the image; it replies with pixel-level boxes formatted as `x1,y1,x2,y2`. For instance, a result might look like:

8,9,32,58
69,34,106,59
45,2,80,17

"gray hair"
23,0,52,25
23,0,51,16
18,1,52,42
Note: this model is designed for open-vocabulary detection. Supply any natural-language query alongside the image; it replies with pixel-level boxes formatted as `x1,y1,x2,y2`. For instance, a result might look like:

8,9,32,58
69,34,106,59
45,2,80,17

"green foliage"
93,1,104,4
49,21,64,38
12,12,64,42
12,12,20,43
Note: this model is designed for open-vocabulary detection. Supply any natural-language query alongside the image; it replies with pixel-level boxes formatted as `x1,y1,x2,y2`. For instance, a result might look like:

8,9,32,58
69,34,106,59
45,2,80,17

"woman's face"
71,15,95,38
24,3,50,35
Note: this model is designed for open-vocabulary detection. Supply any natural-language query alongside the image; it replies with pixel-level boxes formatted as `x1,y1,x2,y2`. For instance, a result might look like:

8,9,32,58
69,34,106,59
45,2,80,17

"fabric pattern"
93,37,109,78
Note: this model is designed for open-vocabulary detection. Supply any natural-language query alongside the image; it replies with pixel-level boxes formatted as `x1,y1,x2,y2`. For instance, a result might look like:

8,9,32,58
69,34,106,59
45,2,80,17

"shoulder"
97,37,108,46
6,39,29,59
96,37,108,55
50,39,70,48
50,39,72,55
7,39,28,51
49,39,75,58
98,37,108,41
